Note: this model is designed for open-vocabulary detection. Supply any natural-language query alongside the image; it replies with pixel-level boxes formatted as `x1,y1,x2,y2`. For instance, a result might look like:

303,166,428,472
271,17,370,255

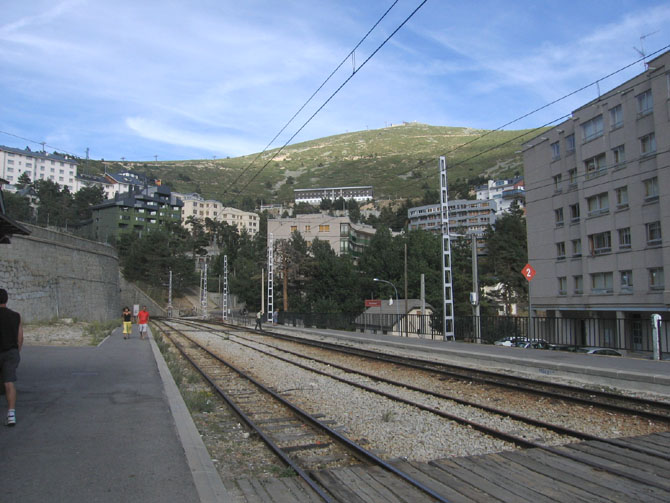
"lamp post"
374,278,400,335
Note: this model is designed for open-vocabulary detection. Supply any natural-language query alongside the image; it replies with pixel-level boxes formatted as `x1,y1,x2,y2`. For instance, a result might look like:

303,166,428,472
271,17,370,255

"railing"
222,311,669,356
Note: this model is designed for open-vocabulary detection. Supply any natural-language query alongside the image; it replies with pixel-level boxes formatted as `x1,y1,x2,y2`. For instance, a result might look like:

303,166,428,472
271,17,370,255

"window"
649,268,665,290
646,221,662,246
556,242,566,260
585,153,606,179
640,133,656,156
609,104,623,129
290,225,297,232
565,134,575,153
569,203,580,223
554,208,564,227
582,115,603,142
591,272,613,294
586,192,609,216
589,231,611,255
636,89,653,117
643,177,659,201
620,270,633,293
573,275,583,294
618,227,631,249
572,239,582,257
568,168,578,186
319,225,330,232
7,159,14,165
615,186,628,209
551,142,560,160
553,174,562,191
558,277,567,295
611,145,625,168
305,225,311,232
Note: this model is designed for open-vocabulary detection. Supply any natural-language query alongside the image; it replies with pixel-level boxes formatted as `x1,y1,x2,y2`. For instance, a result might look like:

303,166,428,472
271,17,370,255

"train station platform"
267,324,670,398
0,326,229,503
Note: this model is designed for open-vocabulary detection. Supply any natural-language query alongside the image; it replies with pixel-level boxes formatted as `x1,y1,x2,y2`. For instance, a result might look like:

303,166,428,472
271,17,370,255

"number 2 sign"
521,263,536,282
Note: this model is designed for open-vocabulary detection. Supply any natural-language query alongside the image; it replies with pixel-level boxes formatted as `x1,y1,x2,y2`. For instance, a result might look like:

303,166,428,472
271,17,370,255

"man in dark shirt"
0,288,23,427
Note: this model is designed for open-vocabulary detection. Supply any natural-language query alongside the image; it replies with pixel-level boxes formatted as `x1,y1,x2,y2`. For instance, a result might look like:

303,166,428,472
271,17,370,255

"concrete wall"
0,223,121,323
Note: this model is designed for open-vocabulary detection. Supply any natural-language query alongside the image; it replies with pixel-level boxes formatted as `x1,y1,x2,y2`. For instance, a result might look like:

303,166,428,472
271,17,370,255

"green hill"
81,123,544,206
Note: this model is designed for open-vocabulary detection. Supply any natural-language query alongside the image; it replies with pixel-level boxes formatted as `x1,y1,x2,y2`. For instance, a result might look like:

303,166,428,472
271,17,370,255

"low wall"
119,275,167,318
0,223,121,323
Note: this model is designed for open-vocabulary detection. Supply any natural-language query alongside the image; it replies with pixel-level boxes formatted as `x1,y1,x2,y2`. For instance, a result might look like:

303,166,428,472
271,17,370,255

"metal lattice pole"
168,269,173,318
200,262,208,319
223,255,228,321
439,156,455,341
267,233,274,323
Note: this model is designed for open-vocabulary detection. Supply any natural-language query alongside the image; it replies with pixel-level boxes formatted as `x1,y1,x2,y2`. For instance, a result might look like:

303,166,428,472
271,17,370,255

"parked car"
515,339,550,349
576,347,622,356
494,336,529,347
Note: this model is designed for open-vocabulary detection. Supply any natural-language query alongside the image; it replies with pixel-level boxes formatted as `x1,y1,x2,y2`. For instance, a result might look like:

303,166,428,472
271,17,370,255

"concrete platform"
0,325,229,503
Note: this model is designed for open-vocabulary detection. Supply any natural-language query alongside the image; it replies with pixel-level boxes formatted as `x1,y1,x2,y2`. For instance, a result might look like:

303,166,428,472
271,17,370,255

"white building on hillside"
175,192,259,236
475,177,525,214
0,145,78,192
294,186,373,205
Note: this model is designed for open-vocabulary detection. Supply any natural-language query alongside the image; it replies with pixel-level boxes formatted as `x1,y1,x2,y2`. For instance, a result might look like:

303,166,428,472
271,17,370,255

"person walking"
137,306,150,340
254,310,263,330
122,306,132,339
272,308,279,326
0,288,23,427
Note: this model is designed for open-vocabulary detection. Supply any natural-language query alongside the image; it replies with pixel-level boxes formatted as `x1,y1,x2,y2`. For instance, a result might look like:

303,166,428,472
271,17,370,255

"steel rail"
153,320,336,503
155,319,452,503
236,323,670,422
167,319,670,493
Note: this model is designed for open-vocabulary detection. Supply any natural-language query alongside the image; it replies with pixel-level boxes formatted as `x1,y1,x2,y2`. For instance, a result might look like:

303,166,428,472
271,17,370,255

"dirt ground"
22,319,108,346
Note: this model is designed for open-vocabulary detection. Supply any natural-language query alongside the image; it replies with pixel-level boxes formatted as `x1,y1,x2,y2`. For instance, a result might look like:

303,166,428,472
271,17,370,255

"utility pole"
223,255,228,321
267,233,274,323
439,156,455,341
167,270,173,318
472,235,481,343
404,242,408,338
154,155,158,162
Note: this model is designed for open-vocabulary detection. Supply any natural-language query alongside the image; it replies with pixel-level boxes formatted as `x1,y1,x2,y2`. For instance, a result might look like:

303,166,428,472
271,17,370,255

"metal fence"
226,310,669,356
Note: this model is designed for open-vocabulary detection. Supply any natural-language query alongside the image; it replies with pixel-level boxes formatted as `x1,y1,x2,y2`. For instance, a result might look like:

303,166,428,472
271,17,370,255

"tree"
3,192,33,221
16,172,32,189
480,202,528,314
73,185,105,221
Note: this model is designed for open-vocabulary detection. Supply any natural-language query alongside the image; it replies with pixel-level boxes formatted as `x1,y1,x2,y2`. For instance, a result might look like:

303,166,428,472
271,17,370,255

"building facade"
267,214,377,259
175,192,259,236
523,51,670,349
294,186,373,205
475,177,525,214
407,199,497,238
0,145,78,192
88,185,183,242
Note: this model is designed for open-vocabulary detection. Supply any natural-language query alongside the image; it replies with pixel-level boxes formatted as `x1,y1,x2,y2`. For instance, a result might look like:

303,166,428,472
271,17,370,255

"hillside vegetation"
80,123,544,206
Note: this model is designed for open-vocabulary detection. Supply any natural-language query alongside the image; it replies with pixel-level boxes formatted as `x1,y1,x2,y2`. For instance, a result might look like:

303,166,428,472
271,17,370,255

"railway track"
160,318,670,497
215,318,670,423
153,319,451,503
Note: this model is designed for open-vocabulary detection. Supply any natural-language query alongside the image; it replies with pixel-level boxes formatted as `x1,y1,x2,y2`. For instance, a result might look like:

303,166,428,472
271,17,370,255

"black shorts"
0,349,20,383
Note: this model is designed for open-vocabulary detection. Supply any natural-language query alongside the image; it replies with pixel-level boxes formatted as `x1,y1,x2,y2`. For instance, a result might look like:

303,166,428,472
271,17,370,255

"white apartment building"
175,192,259,236
475,177,525,214
0,145,78,192
294,186,373,205
523,51,670,351
407,199,497,238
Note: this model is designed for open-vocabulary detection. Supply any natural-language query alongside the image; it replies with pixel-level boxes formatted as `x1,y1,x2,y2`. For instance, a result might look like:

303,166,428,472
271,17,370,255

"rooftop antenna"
85,147,89,160
634,31,659,69
40,142,46,153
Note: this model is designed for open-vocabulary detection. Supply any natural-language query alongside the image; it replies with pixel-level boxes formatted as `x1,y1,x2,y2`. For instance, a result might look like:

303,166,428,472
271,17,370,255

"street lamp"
373,278,400,335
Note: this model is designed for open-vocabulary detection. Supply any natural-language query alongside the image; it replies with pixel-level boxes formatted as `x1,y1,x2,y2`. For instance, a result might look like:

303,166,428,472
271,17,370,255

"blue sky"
1,0,669,161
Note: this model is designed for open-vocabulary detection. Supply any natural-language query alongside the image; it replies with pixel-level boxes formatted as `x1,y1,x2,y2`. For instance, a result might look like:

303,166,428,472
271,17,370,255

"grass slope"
81,123,544,205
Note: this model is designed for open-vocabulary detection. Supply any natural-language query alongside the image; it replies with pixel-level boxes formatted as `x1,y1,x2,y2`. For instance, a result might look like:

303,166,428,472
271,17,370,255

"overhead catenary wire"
221,0,402,198
232,0,430,197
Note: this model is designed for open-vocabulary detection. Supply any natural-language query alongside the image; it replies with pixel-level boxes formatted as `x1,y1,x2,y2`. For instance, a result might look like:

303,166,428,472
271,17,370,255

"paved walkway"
0,325,228,503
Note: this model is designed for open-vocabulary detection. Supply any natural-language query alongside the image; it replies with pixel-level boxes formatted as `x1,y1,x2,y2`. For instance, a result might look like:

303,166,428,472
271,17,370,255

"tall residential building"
175,192,259,236
267,214,377,258
523,51,669,346
0,145,78,192
294,186,373,205
88,185,183,242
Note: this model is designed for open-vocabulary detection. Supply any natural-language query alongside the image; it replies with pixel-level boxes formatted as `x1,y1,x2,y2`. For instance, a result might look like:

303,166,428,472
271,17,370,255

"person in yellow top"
122,306,132,339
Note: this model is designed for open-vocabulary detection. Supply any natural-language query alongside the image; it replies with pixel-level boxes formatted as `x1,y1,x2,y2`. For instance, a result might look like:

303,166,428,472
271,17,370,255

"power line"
222,0,402,197
233,0,430,197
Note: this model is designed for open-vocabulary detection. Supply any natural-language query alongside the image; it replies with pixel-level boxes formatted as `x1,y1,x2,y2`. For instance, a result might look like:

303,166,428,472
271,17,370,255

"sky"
1,0,670,161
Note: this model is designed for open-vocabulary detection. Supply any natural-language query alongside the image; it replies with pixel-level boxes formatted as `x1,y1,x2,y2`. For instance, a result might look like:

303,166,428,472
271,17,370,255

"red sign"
365,299,382,308
522,263,536,282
